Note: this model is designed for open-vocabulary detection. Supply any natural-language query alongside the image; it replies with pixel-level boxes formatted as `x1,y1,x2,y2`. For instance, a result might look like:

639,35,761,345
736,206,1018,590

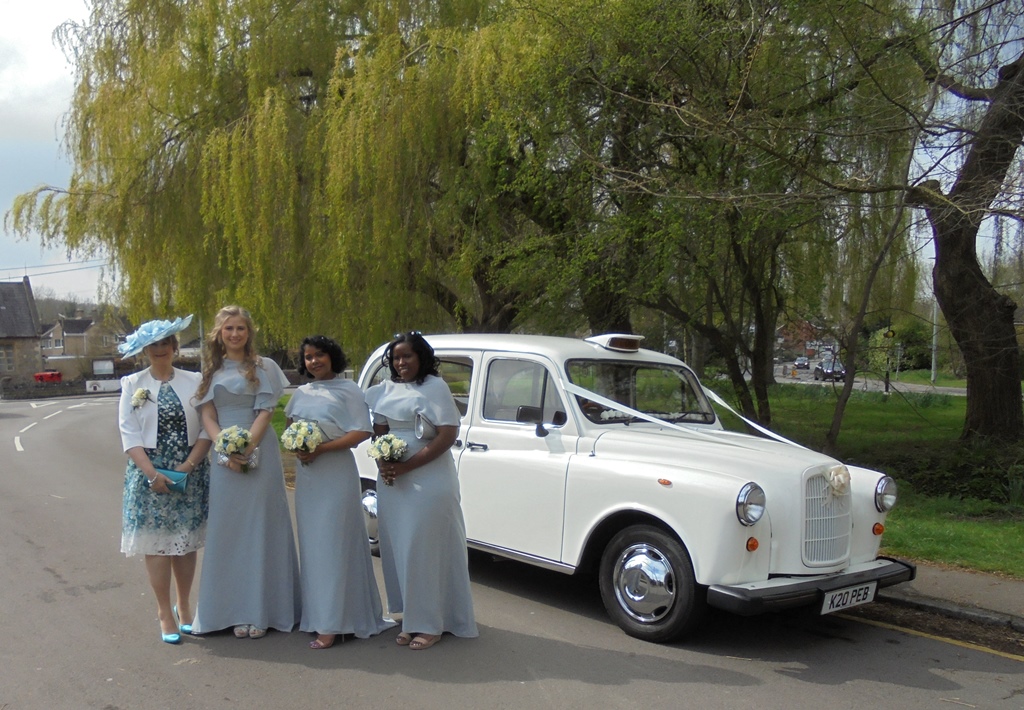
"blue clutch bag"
148,468,188,493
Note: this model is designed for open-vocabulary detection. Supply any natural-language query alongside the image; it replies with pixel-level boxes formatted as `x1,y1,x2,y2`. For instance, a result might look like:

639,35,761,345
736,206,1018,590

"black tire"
598,525,705,643
360,478,380,557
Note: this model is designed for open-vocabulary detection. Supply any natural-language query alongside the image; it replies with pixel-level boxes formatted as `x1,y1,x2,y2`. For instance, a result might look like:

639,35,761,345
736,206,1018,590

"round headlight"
736,482,766,526
874,476,898,512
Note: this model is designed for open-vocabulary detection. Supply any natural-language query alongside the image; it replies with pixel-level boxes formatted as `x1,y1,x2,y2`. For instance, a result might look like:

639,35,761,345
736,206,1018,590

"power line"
0,263,108,278
0,257,108,270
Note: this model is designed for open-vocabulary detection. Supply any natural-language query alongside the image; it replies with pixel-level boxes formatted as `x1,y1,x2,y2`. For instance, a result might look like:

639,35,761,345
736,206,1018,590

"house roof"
0,277,41,338
60,317,94,335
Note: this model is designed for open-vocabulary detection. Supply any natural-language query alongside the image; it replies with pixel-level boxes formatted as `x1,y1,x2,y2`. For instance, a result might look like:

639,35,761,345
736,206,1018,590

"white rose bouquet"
215,425,257,472
367,433,408,486
131,388,152,409
281,420,324,465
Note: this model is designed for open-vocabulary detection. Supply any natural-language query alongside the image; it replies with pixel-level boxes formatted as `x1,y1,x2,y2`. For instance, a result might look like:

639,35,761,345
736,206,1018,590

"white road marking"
15,436,24,452
44,411,63,420
19,422,37,433
29,402,56,409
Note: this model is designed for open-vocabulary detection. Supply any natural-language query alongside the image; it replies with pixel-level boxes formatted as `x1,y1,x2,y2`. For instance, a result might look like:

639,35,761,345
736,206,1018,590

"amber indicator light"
872,523,885,536
745,537,759,552
657,478,672,487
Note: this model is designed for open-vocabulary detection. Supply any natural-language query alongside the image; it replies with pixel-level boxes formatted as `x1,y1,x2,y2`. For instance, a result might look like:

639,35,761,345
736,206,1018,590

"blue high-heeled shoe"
161,629,181,644
172,605,193,635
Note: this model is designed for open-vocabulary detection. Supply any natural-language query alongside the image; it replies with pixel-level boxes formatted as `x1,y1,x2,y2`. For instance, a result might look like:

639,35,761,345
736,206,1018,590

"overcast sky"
0,0,105,301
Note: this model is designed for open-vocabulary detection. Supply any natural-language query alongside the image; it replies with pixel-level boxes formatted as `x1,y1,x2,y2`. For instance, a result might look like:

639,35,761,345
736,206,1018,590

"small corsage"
131,388,152,409
367,433,408,486
215,425,257,472
281,420,324,465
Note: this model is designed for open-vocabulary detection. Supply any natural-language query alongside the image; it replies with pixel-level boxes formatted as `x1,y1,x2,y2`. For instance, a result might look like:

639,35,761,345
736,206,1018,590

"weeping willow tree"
7,0,503,353
8,0,931,420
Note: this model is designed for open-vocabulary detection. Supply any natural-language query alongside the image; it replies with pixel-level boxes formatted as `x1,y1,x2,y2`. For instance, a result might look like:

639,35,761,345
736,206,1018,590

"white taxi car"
354,333,914,642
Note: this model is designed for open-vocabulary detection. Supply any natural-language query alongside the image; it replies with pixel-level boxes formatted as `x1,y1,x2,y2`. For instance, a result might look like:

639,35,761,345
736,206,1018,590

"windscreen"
566,360,715,425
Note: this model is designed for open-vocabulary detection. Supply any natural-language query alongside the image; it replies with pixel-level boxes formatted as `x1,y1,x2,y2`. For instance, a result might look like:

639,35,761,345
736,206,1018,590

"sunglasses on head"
393,330,423,339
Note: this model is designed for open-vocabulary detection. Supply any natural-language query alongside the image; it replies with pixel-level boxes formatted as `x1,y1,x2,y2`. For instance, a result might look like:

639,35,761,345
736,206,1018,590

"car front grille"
803,473,851,566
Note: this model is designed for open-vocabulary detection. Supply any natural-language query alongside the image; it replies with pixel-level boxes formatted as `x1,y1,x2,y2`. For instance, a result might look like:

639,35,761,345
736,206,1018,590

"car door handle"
466,441,488,452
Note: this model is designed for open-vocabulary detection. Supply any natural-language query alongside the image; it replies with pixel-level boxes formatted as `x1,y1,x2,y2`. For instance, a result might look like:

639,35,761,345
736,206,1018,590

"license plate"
821,581,877,614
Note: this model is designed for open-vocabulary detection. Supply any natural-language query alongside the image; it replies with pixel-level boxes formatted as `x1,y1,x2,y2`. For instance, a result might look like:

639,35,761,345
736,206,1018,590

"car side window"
438,358,473,416
367,357,473,417
483,358,565,425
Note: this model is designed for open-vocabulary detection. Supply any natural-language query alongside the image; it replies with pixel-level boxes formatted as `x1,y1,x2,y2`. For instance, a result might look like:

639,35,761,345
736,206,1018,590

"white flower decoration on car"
826,465,851,499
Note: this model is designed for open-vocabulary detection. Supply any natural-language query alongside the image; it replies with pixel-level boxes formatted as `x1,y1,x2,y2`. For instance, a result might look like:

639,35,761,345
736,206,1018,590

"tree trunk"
912,52,1024,441
932,222,1022,439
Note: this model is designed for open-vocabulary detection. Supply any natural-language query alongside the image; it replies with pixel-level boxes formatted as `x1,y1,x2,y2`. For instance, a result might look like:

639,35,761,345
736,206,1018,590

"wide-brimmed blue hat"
118,315,194,358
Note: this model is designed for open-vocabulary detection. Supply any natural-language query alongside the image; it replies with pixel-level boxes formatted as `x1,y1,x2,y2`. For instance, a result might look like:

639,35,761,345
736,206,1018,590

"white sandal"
233,625,251,638
248,626,267,639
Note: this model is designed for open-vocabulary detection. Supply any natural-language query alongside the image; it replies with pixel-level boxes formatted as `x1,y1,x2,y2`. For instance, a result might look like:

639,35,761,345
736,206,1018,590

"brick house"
0,277,43,385
38,311,131,380
41,314,129,358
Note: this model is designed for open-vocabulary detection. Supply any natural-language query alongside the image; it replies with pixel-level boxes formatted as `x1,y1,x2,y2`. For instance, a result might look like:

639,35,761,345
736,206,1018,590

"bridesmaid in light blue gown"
286,335,394,650
191,306,300,639
365,332,478,650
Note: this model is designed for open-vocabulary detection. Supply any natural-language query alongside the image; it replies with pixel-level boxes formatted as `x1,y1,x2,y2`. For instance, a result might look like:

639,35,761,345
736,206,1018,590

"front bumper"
706,557,916,616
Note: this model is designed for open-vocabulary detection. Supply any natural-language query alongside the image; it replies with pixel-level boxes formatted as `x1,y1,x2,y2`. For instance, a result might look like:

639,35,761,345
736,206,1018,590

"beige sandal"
409,633,441,650
396,632,413,646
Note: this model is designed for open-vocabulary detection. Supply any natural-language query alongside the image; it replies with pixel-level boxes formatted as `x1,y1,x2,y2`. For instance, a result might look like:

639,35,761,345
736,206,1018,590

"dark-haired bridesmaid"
286,335,394,649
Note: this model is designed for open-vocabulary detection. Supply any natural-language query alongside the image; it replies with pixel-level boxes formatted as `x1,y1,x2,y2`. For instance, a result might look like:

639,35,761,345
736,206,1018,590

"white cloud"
0,0,103,301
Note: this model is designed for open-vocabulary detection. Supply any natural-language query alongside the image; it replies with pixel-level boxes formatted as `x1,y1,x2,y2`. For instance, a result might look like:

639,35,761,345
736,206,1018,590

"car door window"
482,358,565,425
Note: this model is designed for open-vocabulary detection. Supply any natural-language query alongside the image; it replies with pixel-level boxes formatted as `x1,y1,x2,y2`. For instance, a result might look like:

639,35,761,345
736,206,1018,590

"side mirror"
516,405,542,424
517,405,560,437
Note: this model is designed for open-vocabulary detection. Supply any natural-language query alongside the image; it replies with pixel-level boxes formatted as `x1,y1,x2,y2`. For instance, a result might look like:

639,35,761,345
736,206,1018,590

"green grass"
881,491,1024,578
880,369,966,388
762,385,964,460
271,395,291,439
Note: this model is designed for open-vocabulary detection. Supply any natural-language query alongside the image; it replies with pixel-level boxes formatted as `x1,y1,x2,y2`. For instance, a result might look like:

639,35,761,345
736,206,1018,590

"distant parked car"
33,370,62,383
794,356,810,369
814,359,846,381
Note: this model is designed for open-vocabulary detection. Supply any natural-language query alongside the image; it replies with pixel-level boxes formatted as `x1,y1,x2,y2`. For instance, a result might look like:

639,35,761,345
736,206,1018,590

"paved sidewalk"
878,561,1024,633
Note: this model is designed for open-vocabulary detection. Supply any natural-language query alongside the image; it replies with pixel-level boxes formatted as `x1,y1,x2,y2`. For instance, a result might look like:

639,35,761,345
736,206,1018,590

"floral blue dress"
121,381,210,556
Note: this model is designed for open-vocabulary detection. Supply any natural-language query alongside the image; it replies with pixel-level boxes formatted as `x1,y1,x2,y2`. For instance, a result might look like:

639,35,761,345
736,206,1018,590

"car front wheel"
360,478,380,557
598,525,705,643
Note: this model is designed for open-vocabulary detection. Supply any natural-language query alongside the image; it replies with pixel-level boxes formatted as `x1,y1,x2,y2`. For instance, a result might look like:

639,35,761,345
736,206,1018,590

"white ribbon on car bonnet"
562,381,807,451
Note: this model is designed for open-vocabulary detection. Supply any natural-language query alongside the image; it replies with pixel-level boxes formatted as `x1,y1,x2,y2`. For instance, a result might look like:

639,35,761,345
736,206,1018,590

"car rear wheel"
598,525,705,643
360,478,380,557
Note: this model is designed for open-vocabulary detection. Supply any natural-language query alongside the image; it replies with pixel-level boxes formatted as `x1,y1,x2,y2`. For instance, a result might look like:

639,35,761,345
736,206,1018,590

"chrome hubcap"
612,543,675,623
361,487,379,546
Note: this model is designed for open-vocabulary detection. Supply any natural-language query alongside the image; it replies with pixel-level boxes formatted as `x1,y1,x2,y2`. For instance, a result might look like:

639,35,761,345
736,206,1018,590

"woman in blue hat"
117,315,212,644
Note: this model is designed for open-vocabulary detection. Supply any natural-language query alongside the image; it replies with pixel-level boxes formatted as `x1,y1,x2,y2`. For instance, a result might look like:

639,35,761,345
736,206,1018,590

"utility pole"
930,299,939,385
